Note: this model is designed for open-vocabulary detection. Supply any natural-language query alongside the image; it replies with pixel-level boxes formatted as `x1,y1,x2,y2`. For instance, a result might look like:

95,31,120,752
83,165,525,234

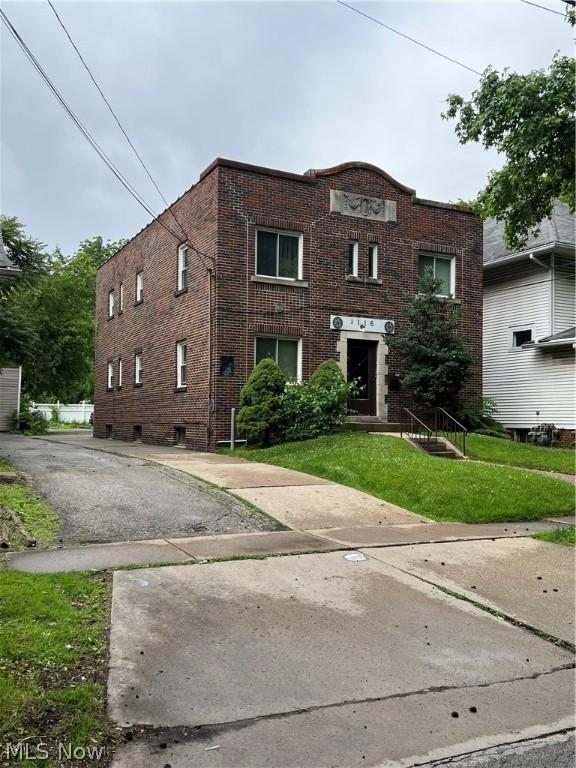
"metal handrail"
434,407,468,456
401,408,433,452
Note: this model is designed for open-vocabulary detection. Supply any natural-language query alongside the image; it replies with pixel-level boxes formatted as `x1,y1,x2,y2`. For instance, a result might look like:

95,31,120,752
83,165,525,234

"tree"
388,272,474,411
7,235,125,401
443,54,575,250
237,358,286,446
0,216,47,367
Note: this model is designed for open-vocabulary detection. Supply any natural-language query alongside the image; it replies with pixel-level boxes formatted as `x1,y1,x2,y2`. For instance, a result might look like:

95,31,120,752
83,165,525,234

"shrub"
10,397,48,435
237,358,286,446
280,360,352,442
459,396,508,437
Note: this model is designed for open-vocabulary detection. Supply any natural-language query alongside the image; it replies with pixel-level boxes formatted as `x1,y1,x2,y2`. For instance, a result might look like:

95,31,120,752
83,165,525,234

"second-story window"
256,229,301,280
368,245,378,279
418,254,454,297
118,357,123,388
107,361,114,389
119,283,124,312
134,352,143,385
176,341,187,388
108,289,114,318
135,271,144,303
177,245,189,290
348,241,358,277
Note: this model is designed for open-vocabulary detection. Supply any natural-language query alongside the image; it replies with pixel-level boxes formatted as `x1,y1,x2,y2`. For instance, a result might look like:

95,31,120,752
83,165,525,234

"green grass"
49,420,91,430
227,433,575,524
465,434,575,475
0,571,113,766
0,456,13,472
533,526,575,547
0,483,60,548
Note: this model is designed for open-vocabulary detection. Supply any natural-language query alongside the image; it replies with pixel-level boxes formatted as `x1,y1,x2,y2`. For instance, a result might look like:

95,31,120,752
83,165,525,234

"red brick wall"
95,159,483,451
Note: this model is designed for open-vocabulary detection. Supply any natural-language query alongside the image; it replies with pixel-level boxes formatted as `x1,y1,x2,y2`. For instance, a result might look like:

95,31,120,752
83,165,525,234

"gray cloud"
1,1,572,253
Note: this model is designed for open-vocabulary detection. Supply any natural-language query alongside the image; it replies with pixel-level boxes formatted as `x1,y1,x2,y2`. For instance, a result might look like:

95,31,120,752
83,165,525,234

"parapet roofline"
100,157,477,269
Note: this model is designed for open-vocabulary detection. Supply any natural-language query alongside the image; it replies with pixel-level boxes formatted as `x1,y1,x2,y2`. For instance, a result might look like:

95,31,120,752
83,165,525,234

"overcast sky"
1,1,572,254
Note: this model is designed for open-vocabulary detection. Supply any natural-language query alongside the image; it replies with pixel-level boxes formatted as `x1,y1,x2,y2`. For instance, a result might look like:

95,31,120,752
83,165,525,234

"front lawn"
0,571,113,766
229,433,575,524
465,434,575,475
533,526,575,547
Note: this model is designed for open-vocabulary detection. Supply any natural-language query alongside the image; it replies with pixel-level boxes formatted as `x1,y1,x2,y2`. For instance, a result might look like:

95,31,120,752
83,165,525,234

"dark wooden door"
347,340,377,415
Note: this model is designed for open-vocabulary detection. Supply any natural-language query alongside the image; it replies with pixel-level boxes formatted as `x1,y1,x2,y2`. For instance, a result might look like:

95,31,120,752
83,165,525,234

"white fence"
32,401,93,423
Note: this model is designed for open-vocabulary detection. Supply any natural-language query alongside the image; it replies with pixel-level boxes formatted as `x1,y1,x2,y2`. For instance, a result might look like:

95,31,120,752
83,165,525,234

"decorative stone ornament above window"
330,190,397,222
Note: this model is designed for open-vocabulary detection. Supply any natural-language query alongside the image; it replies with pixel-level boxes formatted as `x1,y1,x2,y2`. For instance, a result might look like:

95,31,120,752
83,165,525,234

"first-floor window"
418,253,454,297
118,357,123,387
255,336,300,380
368,244,378,279
134,352,143,384
177,245,189,290
107,361,113,389
348,241,358,276
256,229,301,280
135,271,144,303
176,341,187,387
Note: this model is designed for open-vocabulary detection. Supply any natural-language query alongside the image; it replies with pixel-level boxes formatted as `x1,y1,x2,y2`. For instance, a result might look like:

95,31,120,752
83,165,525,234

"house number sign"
330,315,395,334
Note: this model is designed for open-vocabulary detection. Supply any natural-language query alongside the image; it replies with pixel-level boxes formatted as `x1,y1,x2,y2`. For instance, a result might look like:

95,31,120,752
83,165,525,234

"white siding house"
483,201,575,437
0,367,22,431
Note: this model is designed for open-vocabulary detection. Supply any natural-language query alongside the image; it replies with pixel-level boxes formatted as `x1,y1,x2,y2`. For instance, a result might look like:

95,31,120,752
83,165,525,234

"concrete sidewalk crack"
125,664,574,740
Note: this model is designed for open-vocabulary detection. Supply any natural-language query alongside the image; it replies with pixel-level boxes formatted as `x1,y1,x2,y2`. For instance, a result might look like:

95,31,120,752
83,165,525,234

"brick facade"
94,158,483,450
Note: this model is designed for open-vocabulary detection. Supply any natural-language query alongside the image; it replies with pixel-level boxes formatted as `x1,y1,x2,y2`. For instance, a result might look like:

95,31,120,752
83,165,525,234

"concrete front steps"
413,437,462,460
339,417,402,433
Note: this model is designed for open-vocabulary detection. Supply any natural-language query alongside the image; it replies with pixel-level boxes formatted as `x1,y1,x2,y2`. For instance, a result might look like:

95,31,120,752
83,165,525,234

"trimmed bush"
237,358,286,446
280,360,351,442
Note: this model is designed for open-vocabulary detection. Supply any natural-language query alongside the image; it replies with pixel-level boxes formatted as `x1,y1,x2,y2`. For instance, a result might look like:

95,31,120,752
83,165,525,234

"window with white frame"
256,229,302,280
347,241,358,277
176,341,187,388
134,352,143,384
107,361,114,389
255,336,300,380
118,357,123,387
108,289,114,318
119,283,124,312
135,271,144,303
177,245,189,290
512,328,533,349
418,253,454,297
368,244,378,279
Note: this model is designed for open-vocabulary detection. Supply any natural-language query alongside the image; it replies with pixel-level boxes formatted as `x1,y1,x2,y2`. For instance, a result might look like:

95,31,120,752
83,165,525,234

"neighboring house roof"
536,326,576,347
0,234,22,279
484,200,575,266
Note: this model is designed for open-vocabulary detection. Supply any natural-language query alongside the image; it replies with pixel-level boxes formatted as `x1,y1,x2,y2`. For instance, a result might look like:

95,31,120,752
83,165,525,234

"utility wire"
519,0,568,18
336,0,483,77
46,0,188,243
0,7,182,243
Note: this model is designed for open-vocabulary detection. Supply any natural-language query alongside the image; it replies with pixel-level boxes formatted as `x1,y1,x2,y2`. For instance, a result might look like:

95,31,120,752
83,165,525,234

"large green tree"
5,233,124,401
443,54,575,250
388,272,474,411
0,216,47,367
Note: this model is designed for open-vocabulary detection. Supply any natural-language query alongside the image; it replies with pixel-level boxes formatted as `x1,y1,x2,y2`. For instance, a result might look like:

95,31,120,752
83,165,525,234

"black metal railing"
400,408,433,452
434,407,468,456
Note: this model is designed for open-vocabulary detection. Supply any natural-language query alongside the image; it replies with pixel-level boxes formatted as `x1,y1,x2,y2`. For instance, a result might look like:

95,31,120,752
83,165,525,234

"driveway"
0,434,277,544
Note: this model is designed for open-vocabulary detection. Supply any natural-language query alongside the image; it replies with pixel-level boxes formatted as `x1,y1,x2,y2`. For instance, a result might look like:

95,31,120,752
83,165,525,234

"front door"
347,340,377,415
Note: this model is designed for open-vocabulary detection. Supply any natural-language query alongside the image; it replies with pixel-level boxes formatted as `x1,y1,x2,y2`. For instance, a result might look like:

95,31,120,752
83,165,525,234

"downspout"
529,253,553,335
207,264,214,450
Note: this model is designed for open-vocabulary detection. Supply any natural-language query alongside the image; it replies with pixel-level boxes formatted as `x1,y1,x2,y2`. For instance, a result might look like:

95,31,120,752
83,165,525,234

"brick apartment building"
94,158,483,450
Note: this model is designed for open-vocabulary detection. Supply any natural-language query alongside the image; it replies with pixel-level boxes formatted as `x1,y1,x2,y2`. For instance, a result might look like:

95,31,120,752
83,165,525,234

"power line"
519,0,567,18
0,7,183,244
46,0,188,242
336,0,483,77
